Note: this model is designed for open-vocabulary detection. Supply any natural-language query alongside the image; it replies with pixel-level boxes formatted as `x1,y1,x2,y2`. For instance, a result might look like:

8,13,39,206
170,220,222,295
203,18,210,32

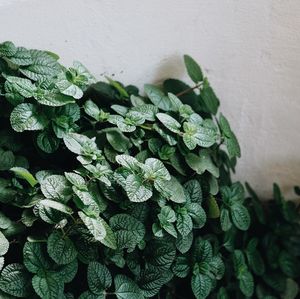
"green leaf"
176,213,193,236
154,176,186,203
183,122,217,149
172,255,190,278
116,155,142,172
163,79,200,112
63,133,95,155
146,240,176,271
153,124,177,146
233,249,246,274
0,263,32,297
0,178,17,204
158,145,175,161
207,196,220,218
40,175,72,202
74,237,99,264
144,84,173,111
21,210,37,227
99,220,117,250
208,175,219,195
112,104,128,115
40,199,73,215
185,150,219,178
246,249,265,276
193,238,213,262
176,233,193,254
138,269,172,297
219,114,241,158
23,242,51,273
73,187,100,214
0,212,12,229
0,257,4,272
109,214,145,250
0,41,17,57
37,131,60,153
87,262,112,294
282,279,299,299
191,273,212,299
184,180,202,203
158,206,176,224
168,92,183,111
72,61,95,85
143,158,171,181
37,204,66,224
245,240,265,277
7,46,32,66
160,222,177,238
56,259,78,283
84,100,100,121
156,113,181,133
34,89,75,107
32,271,64,299
47,231,77,265
112,103,128,115
210,255,225,279
10,167,38,187
220,208,232,231
231,204,250,231
263,272,286,293
239,271,254,297
64,172,86,190
125,174,153,202
221,182,245,205
187,203,206,228
106,77,129,98
20,49,61,81
78,212,106,242
56,76,83,99
278,251,300,278
200,80,219,114
0,148,15,171
6,76,36,98
0,231,9,256
10,103,48,132
217,287,229,299
184,55,203,83
115,274,144,299
106,128,132,153
131,104,158,121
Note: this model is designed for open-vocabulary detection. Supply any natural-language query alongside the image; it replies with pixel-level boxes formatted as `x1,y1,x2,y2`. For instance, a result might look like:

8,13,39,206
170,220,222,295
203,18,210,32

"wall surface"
1,0,300,198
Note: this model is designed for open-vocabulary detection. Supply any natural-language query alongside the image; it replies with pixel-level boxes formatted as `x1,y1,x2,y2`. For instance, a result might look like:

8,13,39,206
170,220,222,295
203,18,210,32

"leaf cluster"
0,42,299,299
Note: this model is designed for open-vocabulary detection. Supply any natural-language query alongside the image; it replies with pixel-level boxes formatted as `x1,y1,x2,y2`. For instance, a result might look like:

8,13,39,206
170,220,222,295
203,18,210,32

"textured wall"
1,0,300,198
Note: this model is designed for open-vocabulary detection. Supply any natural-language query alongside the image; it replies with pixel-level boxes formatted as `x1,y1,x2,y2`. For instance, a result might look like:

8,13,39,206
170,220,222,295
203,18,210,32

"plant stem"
140,124,153,131
104,291,115,297
176,82,202,97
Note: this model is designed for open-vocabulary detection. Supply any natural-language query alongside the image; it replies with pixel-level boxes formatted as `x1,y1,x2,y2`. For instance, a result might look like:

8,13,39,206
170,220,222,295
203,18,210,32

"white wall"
1,0,300,198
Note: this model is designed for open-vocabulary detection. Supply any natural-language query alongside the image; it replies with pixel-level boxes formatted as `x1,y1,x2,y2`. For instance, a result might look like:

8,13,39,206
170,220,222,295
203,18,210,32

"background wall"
1,0,300,198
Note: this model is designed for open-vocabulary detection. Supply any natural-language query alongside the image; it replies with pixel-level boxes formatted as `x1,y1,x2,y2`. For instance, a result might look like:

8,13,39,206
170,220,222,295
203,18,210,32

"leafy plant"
0,41,299,299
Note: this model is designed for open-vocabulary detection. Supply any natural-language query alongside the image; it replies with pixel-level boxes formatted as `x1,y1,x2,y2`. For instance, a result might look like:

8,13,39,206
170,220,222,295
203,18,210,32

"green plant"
0,41,299,299
214,183,300,299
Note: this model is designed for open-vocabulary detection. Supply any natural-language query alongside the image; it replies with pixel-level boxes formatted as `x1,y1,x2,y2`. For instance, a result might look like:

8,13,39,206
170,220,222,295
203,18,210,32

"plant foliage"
0,42,299,299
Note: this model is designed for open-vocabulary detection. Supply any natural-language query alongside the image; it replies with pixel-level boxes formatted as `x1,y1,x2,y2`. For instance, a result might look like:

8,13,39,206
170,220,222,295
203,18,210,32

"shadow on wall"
153,54,185,85
241,159,300,200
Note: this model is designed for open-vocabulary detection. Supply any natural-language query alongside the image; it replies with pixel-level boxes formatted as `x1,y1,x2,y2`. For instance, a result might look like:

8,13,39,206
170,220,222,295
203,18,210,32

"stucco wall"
1,0,300,198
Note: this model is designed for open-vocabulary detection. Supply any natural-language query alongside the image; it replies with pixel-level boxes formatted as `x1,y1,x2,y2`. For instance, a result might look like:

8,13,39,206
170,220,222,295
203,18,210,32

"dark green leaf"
184,55,203,83
87,262,112,294
47,231,77,265
0,264,32,297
